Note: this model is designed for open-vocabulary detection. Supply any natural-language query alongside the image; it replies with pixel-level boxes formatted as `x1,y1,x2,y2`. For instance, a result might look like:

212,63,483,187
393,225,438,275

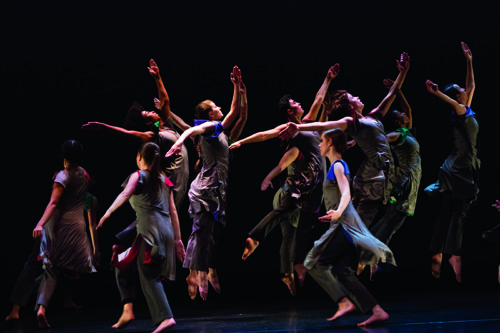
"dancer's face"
453,85,468,105
288,99,304,118
347,93,364,114
141,110,161,124
319,134,332,157
394,111,410,127
208,101,223,120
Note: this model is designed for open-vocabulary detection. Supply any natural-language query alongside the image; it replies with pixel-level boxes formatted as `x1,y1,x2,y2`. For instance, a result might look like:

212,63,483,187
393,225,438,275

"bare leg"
198,271,208,301
242,238,259,260
151,318,176,333
281,273,296,297
431,253,442,279
208,268,221,294
449,255,462,283
6,304,20,321
327,297,356,321
112,302,134,328
186,270,198,300
37,304,50,329
294,263,306,287
357,304,389,326
497,265,500,284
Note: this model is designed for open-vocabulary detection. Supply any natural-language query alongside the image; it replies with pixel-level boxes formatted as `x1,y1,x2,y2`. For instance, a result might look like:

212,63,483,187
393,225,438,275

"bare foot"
6,304,20,321
281,273,296,296
186,271,198,300
152,318,176,333
242,238,259,260
431,253,442,279
37,305,50,329
449,255,462,283
357,304,389,326
198,271,208,301
294,263,306,286
112,303,134,328
208,268,221,294
327,297,356,321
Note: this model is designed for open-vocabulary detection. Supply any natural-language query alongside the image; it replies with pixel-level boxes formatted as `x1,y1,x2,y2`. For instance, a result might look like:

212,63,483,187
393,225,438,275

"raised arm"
97,172,139,229
368,52,410,119
279,117,351,140
462,42,475,107
82,122,154,143
222,66,242,129
229,80,248,142
148,59,171,122
425,80,466,116
261,147,300,191
383,78,412,129
304,64,340,121
229,123,286,150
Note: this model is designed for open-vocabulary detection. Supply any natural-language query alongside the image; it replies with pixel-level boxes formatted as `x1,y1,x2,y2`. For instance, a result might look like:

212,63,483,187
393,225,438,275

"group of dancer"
6,41,483,331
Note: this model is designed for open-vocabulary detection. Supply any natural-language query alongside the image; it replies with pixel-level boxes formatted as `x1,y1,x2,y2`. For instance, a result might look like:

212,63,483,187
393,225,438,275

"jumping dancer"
424,42,479,282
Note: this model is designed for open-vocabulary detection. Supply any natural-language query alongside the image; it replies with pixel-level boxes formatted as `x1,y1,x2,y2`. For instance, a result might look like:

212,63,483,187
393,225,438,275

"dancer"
230,64,340,285
369,79,421,245
424,42,479,282
280,52,410,228
6,192,99,322
33,140,96,328
98,142,185,333
305,129,395,326
166,66,245,300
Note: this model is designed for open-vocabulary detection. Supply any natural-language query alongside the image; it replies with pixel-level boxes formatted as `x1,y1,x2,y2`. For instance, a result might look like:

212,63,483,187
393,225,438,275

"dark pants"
10,238,43,307
355,200,384,228
370,204,407,245
307,227,378,314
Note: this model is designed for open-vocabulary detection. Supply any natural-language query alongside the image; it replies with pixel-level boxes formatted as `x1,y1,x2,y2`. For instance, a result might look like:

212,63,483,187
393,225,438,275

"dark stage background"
2,0,500,318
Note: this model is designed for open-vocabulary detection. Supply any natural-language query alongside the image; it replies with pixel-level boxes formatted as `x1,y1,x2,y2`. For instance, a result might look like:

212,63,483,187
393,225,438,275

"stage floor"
4,286,500,333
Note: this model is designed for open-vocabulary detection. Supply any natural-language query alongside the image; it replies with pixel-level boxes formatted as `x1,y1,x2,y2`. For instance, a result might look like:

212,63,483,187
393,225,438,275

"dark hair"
138,142,162,194
124,102,156,132
443,84,460,101
195,100,213,120
327,90,352,120
277,94,292,122
61,140,84,163
383,109,401,133
323,129,347,154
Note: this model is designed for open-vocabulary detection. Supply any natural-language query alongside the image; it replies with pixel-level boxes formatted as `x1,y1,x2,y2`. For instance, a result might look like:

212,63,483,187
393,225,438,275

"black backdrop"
3,0,500,314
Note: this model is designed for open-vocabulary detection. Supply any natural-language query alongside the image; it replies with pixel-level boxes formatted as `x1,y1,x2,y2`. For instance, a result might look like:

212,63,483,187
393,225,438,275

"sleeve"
53,170,68,189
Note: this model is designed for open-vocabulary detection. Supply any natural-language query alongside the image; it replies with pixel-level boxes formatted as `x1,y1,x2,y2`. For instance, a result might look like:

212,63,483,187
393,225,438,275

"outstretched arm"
97,172,139,229
33,183,64,238
369,52,410,119
229,123,286,150
229,80,248,142
425,80,466,116
462,42,475,107
222,66,242,129
148,59,171,122
261,147,300,191
279,117,351,140
168,110,192,132
166,122,213,157
304,64,340,121
82,122,154,143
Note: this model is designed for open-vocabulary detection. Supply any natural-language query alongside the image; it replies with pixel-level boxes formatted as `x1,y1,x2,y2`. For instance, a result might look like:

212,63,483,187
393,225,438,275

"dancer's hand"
228,141,241,149
319,210,342,222
33,224,43,238
425,80,439,94
175,240,186,262
327,63,340,81
148,59,160,78
82,122,105,131
382,78,394,89
397,52,410,73
493,200,500,213
97,214,109,229
279,122,299,140
261,177,273,191
230,66,241,86
153,97,161,110
461,42,472,61
166,143,182,157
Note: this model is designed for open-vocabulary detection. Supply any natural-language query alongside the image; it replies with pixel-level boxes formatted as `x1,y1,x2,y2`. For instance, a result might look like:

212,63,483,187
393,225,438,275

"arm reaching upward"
229,80,248,142
222,66,242,129
383,78,412,129
304,64,340,121
148,59,171,122
425,80,466,116
462,42,475,107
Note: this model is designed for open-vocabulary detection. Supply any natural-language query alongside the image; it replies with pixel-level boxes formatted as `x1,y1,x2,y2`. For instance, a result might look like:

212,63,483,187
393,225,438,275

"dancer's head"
326,90,364,120
125,102,160,132
195,100,223,121
61,140,84,164
383,110,410,132
443,84,468,105
319,129,347,157
278,94,304,123
137,142,162,193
